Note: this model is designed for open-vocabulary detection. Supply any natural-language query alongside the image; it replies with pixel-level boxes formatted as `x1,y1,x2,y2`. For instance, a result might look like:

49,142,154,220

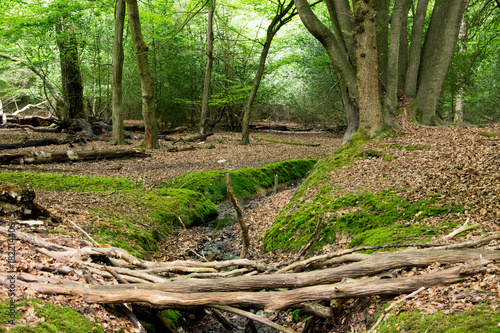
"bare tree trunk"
56,21,85,120
240,0,296,145
413,0,468,125
128,0,159,148
199,0,215,135
454,16,468,124
398,0,411,91
384,0,408,122
374,0,390,88
354,0,384,138
405,0,430,100
112,0,126,145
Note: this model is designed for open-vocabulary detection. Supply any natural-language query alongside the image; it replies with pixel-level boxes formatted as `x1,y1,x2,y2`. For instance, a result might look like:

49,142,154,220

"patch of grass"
49,230,67,235
405,145,431,151
383,153,397,162
356,149,384,159
264,190,463,252
0,172,143,192
384,143,403,149
480,131,500,138
378,306,500,333
89,188,218,257
0,299,103,333
164,159,318,203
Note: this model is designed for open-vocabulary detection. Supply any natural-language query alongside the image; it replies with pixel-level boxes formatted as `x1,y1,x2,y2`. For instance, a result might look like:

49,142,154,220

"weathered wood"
19,261,488,311
254,136,320,147
167,144,215,152
172,132,213,144
0,148,150,165
0,138,66,150
83,248,500,294
226,173,249,258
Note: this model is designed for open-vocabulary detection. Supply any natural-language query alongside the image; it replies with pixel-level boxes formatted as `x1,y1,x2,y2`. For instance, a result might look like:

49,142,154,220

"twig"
210,305,298,333
442,218,479,240
67,219,99,246
367,287,426,333
296,217,323,260
226,173,250,258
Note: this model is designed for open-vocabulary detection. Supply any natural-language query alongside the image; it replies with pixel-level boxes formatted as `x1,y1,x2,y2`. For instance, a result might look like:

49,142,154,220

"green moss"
0,172,143,192
383,153,397,162
160,309,182,329
0,299,103,332
356,149,384,159
164,159,318,203
378,306,500,333
49,230,67,235
89,188,218,257
264,189,463,252
480,131,500,138
405,145,431,151
384,143,403,150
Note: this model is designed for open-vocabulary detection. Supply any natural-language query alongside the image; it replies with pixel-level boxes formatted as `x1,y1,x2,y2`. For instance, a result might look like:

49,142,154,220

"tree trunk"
128,0,159,148
354,0,384,138
112,0,126,145
56,22,85,120
241,0,296,145
398,0,411,91
405,0,429,100
413,0,468,125
374,0,390,89
384,0,409,122
199,0,215,136
454,16,468,124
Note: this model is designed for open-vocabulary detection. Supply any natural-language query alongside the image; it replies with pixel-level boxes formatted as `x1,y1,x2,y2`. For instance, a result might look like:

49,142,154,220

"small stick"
226,173,250,258
210,305,298,333
367,287,426,333
68,219,99,246
273,174,278,193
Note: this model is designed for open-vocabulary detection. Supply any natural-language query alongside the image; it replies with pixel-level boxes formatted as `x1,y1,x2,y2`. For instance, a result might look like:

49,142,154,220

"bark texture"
199,0,215,135
112,0,126,145
128,0,159,148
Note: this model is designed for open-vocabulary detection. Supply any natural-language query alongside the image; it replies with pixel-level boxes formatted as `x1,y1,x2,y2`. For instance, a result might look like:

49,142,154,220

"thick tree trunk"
405,0,430,99
128,0,159,148
199,0,215,136
354,0,383,138
398,0,411,91
374,0,390,88
384,0,409,123
340,80,359,144
56,22,85,120
413,0,468,125
112,0,126,145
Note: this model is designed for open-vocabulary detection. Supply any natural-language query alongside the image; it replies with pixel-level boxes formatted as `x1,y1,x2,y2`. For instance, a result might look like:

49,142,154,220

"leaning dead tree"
0,217,498,332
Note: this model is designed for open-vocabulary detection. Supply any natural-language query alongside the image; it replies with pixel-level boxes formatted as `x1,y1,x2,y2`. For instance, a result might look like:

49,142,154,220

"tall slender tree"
112,0,126,145
199,0,215,135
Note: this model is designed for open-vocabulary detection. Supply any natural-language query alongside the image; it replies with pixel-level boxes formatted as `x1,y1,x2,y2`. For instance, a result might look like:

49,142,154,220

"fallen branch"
0,148,150,165
442,218,479,240
0,138,67,150
254,136,320,147
173,132,213,144
367,287,426,333
167,144,215,152
226,173,250,258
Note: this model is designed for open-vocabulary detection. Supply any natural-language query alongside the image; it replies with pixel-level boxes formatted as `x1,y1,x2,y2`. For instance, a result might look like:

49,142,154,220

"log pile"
0,217,498,332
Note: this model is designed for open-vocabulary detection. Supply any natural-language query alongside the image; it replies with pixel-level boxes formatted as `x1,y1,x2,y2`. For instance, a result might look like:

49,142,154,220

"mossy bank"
263,133,464,252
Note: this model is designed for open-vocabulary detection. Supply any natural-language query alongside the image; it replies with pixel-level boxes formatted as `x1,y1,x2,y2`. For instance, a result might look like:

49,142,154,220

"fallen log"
254,136,320,147
171,132,213,144
0,148,150,165
15,260,489,311
0,138,67,150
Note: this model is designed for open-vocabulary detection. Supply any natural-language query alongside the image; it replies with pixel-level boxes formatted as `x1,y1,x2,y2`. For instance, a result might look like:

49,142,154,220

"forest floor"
1,121,500,332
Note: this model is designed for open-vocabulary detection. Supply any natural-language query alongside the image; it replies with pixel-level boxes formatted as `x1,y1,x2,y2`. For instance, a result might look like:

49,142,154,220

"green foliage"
480,131,499,138
164,159,318,203
159,309,182,329
0,172,143,192
0,299,103,333
378,307,500,333
405,145,431,151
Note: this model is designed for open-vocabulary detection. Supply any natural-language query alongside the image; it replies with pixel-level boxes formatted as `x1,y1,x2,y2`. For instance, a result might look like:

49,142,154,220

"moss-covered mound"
0,299,103,333
0,172,142,192
89,188,218,256
263,134,463,252
377,306,500,333
164,159,318,203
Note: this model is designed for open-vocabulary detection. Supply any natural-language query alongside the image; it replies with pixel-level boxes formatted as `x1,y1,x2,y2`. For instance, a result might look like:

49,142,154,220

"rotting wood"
167,144,215,152
0,138,67,150
0,148,150,165
254,136,320,146
12,260,489,312
226,173,250,258
171,132,214,145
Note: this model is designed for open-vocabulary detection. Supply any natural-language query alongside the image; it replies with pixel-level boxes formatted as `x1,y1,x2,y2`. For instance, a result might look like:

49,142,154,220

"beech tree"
293,0,469,141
